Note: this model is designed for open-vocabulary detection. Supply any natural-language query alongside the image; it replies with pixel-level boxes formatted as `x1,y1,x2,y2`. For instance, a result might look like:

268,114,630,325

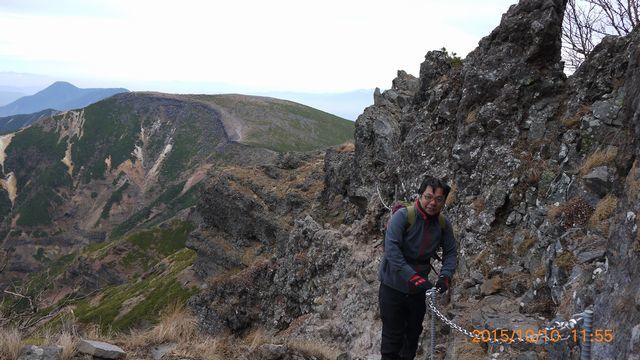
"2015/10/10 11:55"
573,328,614,343
469,328,614,344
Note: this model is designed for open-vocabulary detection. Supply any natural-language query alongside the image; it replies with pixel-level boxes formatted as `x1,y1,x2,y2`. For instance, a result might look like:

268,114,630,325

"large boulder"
18,345,62,360
77,339,126,359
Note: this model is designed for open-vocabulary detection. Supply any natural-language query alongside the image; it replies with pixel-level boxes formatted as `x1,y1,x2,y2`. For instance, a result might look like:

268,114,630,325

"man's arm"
439,218,457,279
384,208,416,282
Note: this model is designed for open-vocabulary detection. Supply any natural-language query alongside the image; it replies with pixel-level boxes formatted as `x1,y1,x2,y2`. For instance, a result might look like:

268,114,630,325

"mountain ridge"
0,91,353,289
0,81,129,117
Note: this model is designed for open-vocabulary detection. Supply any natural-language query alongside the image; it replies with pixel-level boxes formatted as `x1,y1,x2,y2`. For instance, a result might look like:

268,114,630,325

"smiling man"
378,176,458,360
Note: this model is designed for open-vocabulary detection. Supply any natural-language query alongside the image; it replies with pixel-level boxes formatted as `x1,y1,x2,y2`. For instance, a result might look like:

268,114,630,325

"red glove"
409,274,433,290
435,275,450,293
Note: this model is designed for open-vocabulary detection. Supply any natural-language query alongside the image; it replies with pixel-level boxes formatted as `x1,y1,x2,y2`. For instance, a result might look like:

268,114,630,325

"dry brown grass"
470,248,491,277
56,332,77,360
579,147,618,176
524,166,543,184
465,109,477,125
445,182,457,208
561,104,591,129
247,328,271,352
517,233,537,256
122,303,226,359
589,195,618,228
125,302,197,349
563,197,595,229
555,252,577,271
547,203,563,224
533,264,546,279
169,336,223,360
626,160,639,201
81,323,112,342
334,142,355,153
470,197,484,212
548,197,594,229
287,339,339,360
0,327,22,360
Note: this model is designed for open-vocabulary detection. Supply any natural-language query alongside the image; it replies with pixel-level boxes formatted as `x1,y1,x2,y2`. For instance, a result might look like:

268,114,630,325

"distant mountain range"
0,90,26,106
0,109,59,134
0,81,129,117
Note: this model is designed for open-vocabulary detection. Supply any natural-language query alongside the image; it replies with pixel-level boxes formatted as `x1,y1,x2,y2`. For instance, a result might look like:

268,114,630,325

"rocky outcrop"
77,339,126,359
186,0,640,359
18,345,62,360
321,0,639,359
187,153,326,279
190,216,349,332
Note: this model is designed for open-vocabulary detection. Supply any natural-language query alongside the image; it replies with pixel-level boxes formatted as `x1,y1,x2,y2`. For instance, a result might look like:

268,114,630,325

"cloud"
0,0,518,92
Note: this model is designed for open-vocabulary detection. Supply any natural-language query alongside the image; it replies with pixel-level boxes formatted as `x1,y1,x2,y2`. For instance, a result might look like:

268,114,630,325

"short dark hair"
418,176,451,198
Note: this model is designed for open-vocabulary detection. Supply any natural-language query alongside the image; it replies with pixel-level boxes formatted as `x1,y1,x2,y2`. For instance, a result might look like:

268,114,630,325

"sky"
0,0,519,96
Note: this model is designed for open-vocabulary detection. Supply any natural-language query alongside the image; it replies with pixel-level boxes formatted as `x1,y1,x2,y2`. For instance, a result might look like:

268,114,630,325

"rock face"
331,0,638,357
189,0,640,359
77,339,126,359
18,345,62,360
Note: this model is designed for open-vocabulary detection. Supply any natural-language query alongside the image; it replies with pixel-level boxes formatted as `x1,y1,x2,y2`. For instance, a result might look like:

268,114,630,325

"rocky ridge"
188,0,640,359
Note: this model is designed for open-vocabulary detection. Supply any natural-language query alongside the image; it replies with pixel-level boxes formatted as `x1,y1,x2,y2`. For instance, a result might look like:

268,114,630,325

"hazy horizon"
1,0,520,119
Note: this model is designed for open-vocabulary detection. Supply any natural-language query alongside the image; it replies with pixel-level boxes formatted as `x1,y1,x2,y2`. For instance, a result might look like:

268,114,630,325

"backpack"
382,200,447,273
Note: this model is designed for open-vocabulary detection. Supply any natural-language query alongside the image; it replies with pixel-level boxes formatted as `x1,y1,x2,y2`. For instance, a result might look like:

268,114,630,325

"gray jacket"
378,204,457,294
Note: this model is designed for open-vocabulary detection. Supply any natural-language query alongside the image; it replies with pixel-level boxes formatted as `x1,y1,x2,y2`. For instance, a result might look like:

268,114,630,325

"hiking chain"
425,289,592,346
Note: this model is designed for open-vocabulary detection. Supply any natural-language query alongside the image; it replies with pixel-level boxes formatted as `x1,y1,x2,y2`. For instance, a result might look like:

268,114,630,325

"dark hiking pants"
379,283,427,360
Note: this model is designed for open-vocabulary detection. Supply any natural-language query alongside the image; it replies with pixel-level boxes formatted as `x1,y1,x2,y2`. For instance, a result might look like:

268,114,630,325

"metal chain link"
425,289,586,346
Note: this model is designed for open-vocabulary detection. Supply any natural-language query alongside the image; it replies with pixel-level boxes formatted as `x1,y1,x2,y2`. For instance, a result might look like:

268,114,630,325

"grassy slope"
187,94,355,152
26,221,200,333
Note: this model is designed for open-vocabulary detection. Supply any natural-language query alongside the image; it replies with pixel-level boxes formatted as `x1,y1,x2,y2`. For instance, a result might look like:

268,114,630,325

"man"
378,176,457,359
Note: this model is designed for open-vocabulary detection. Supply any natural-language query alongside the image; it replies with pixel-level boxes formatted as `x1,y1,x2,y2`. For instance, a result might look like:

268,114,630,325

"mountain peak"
45,81,79,91
0,81,129,117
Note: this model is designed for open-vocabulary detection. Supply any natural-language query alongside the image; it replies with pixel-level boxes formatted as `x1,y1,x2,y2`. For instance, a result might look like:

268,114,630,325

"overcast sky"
0,0,518,94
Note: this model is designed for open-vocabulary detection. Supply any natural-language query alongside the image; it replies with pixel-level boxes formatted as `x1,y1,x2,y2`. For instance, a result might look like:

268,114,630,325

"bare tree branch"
3,289,37,313
563,0,639,70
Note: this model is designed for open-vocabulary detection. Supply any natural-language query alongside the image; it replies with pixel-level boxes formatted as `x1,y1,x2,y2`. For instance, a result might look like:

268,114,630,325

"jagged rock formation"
189,0,640,359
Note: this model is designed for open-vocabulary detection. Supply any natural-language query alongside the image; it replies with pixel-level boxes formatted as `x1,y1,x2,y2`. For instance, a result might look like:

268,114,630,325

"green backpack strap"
438,213,446,231
405,206,446,232
406,205,416,230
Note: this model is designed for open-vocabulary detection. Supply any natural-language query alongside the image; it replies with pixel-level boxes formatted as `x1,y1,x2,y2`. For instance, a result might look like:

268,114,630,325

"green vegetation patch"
71,98,141,183
100,182,130,220
157,109,223,184
245,102,354,152
127,221,194,257
190,94,354,152
121,248,153,271
4,126,72,226
75,248,198,332
6,126,69,187
32,247,50,263
49,253,77,278
0,191,13,222
17,190,60,226
110,182,201,239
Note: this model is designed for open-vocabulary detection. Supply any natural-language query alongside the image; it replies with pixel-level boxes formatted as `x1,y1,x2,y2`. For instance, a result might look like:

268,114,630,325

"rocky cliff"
188,0,640,359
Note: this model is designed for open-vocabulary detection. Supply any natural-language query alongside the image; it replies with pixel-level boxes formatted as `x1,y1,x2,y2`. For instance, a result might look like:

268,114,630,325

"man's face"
419,186,445,216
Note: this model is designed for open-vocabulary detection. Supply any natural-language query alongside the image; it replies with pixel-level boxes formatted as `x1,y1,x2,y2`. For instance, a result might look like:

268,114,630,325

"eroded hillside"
0,92,352,290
